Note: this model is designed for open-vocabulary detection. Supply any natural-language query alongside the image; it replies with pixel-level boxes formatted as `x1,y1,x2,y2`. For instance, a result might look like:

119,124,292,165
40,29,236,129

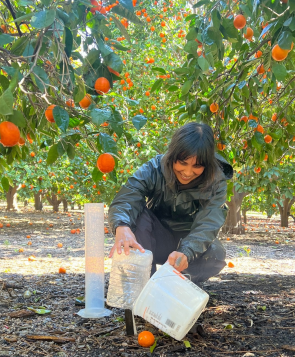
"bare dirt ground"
0,205,295,357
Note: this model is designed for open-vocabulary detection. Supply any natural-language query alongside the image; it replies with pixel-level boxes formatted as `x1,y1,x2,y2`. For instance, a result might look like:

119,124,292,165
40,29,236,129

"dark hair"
161,122,220,191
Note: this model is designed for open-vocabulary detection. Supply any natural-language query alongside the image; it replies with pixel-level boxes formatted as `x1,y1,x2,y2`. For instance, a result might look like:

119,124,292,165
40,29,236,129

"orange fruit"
233,14,246,29
19,248,24,253
18,137,25,146
1,24,7,33
255,124,264,134
151,105,156,110
210,103,219,113
30,152,35,157
272,44,289,61
94,77,111,94
271,113,277,122
28,255,36,261
57,243,63,248
6,223,10,227
138,331,155,347
27,133,33,144
59,267,66,274
244,27,253,40
45,105,56,123
217,142,226,151
79,94,92,109
240,116,248,122
255,50,262,58
26,235,31,239
97,153,115,173
228,262,235,268
0,121,20,147
27,241,32,245
257,64,265,74
254,167,261,173
66,99,75,107
71,229,76,234
264,135,272,143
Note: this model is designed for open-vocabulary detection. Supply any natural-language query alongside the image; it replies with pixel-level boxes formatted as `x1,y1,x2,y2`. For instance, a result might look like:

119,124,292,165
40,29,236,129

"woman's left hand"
167,251,188,272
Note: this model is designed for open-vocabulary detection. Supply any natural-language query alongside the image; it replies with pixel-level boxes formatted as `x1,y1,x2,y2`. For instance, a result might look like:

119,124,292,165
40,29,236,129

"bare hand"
168,251,188,272
109,226,145,258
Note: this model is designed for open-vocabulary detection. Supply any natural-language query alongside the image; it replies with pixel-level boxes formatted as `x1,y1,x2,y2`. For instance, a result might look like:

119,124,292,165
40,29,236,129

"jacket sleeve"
177,178,228,263
108,157,160,234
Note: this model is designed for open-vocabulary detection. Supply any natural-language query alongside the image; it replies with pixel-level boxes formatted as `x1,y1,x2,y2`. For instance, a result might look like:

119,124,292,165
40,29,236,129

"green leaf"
259,22,274,40
125,98,139,106
98,133,118,154
183,40,199,54
31,9,56,29
10,37,28,56
31,65,49,92
254,132,264,145
27,307,51,314
111,110,124,137
193,0,207,8
107,40,130,51
91,108,112,126
224,324,233,330
151,67,166,74
12,12,34,24
47,144,59,165
9,110,26,128
74,75,86,103
132,115,147,130
242,85,249,98
181,79,193,96
198,56,210,72
173,68,190,75
92,166,103,182
118,0,134,11
1,177,9,192
104,52,123,73
150,340,157,353
111,5,143,26
57,140,67,156
272,63,287,81
97,38,113,57
53,106,69,133
183,340,191,349
151,78,163,93
8,69,20,92
278,31,293,50
112,16,131,44
0,34,15,46
248,120,258,128
168,85,179,92
0,89,13,115
67,144,75,160
64,27,73,58
0,76,9,94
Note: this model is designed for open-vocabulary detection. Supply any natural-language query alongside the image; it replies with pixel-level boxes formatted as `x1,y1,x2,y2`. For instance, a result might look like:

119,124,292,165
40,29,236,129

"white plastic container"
107,249,153,310
133,262,209,340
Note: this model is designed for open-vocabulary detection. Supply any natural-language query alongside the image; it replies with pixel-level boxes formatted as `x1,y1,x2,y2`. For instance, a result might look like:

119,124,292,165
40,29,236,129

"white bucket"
133,262,209,341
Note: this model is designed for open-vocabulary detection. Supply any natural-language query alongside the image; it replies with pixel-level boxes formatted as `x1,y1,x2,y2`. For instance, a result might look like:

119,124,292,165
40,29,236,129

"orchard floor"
0,206,295,357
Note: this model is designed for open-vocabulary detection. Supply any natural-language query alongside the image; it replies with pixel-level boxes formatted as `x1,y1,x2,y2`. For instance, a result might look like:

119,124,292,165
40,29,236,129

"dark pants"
133,208,226,284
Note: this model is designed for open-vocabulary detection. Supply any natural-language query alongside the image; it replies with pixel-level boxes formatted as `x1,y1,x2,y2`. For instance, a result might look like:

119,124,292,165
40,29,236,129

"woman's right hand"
109,226,145,258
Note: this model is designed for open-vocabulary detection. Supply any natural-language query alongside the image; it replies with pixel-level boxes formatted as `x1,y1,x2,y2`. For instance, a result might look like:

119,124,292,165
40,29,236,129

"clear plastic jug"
133,262,209,340
107,249,153,310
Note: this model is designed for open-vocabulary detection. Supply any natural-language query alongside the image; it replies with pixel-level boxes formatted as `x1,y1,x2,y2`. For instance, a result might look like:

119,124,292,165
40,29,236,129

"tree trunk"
242,208,247,224
34,192,43,211
62,199,68,212
71,203,75,210
222,188,248,234
78,204,82,210
46,193,62,212
278,197,295,227
24,200,28,207
6,185,20,211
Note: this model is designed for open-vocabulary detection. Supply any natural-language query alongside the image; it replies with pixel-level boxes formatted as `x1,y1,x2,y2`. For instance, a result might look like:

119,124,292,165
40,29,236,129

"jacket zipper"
173,193,177,212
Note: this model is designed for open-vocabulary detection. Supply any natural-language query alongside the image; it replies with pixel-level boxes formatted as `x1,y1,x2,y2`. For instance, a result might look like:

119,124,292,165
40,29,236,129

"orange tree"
1,0,295,230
